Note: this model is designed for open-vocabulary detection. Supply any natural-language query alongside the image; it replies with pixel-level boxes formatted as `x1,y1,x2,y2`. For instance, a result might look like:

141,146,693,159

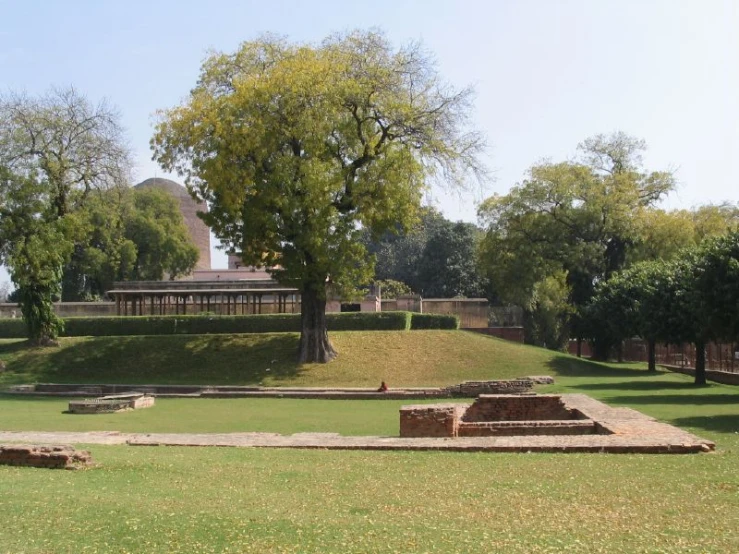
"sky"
1,0,738,283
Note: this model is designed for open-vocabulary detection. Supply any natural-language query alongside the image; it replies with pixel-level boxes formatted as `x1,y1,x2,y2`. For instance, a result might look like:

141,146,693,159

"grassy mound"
1,330,580,388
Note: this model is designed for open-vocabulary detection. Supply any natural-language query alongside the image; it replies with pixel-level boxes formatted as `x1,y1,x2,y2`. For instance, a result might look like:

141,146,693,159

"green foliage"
409,312,460,329
0,88,131,342
478,132,675,350
366,208,490,299
151,31,484,361
524,271,572,350
0,311,417,338
374,279,412,299
62,187,199,300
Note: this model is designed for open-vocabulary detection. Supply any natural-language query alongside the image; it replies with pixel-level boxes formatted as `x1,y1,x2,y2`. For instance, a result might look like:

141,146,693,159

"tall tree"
0,88,131,343
152,31,485,362
416,219,488,298
62,187,199,300
478,133,674,353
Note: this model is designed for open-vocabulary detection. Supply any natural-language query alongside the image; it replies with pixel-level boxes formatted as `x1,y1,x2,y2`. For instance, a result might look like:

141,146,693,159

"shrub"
0,310,466,338
0,318,26,338
410,313,460,330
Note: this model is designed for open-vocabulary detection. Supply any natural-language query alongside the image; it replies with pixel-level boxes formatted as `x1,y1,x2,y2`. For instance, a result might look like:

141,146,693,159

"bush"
0,318,26,338
0,311,414,338
0,310,466,338
327,311,411,331
410,313,460,330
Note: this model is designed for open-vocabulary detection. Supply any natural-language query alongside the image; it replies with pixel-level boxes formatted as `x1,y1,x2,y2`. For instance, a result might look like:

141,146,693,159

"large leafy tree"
62,187,199,300
0,88,131,343
152,31,485,362
478,133,674,353
365,207,489,299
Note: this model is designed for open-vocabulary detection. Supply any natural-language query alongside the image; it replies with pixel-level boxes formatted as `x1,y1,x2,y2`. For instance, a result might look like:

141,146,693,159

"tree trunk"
694,340,707,385
298,285,337,363
647,338,656,372
617,341,624,363
576,338,582,358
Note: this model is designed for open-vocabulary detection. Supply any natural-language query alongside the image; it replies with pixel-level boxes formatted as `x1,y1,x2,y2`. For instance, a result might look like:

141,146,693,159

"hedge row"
410,313,460,330
0,311,409,338
0,311,459,338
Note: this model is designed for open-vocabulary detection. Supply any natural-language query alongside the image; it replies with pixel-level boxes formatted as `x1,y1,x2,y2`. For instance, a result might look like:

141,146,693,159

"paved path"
0,428,714,454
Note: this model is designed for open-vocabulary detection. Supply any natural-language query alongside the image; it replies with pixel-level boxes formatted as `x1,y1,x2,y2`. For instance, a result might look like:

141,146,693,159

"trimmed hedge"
0,311,461,338
410,313,460,330
0,311,414,338
0,318,25,338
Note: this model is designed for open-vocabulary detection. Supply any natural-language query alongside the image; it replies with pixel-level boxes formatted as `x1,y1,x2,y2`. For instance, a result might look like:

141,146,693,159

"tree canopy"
152,31,485,362
0,88,132,343
365,207,489,299
61,187,199,300
478,132,675,351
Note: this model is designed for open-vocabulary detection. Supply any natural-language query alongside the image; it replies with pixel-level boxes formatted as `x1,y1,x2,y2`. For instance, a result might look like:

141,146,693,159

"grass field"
0,331,563,387
1,331,738,553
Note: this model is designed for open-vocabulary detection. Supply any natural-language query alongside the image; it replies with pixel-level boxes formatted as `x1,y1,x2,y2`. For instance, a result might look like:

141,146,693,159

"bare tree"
0,87,132,217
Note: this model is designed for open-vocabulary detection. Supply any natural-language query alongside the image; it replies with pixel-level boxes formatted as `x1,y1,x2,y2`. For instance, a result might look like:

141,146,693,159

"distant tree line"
363,207,491,300
586,230,739,385
476,132,738,355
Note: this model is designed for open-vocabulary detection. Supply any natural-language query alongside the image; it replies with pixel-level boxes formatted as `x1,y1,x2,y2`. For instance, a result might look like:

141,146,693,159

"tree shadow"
545,356,655,378
8,334,306,386
670,415,739,435
601,394,739,406
0,339,35,355
573,381,703,392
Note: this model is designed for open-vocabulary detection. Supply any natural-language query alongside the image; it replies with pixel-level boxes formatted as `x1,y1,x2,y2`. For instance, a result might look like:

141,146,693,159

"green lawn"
0,330,564,387
1,331,738,552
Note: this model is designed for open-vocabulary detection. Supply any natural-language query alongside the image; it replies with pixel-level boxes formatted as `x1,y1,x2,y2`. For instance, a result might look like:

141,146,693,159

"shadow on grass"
4,334,306,386
573,381,702,391
602,394,739,405
671,415,739,434
545,356,654,379
0,339,34,355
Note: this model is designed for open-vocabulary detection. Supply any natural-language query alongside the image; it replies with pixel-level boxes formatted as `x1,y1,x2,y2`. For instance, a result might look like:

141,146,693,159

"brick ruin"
0,444,93,469
401,394,608,438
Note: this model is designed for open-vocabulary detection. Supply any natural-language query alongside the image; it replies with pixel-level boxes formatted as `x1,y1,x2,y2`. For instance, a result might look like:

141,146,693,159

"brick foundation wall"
399,404,468,438
462,395,579,422
0,444,92,469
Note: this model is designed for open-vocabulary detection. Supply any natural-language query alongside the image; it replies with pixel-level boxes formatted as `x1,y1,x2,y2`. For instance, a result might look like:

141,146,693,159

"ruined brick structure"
0,444,92,469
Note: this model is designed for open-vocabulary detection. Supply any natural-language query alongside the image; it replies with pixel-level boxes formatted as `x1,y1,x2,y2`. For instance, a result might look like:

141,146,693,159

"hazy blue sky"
1,0,738,281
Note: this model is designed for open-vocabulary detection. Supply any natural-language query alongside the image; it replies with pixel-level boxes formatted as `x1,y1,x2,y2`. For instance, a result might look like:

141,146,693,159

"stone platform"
68,393,155,414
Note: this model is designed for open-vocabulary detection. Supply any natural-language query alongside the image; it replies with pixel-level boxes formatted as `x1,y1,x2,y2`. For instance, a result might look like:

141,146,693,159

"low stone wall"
458,420,596,437
68,393,155,414
399,404,468,438
664,366,739,386
445,380,533,396
0,444,92,469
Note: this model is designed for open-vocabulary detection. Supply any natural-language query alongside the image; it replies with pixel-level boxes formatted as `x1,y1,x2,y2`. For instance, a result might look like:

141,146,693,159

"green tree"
0,88,131,343
586,260,675,370
478,133,674,353
416,219,488,298
364,207,447,293
152,31,485,362
62,187,199,300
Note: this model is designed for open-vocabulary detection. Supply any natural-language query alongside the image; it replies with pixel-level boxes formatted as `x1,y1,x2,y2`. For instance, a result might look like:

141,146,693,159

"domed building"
134,178,211,271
